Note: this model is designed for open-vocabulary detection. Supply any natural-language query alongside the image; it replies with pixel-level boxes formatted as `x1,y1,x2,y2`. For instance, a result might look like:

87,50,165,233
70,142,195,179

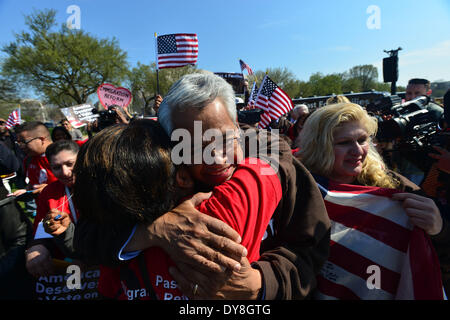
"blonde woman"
298,103,445,300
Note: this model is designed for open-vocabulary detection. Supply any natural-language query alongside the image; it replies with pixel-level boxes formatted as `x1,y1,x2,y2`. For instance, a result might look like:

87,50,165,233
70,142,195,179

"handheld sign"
61,104,97,128
97,83,132,111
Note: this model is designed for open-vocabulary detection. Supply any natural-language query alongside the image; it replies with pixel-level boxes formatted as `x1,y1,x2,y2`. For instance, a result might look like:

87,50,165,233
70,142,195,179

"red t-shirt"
24,154,58,187
98,158,282,300
34,180,79,234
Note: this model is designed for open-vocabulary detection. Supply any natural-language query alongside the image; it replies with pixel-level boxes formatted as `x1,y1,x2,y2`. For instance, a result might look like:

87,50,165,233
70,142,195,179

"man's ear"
427,89,432,96
176,166,194,189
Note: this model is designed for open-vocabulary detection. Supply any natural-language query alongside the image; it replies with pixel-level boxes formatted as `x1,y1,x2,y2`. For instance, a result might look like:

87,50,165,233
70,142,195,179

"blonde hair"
326,95,351,105
298,103,399,188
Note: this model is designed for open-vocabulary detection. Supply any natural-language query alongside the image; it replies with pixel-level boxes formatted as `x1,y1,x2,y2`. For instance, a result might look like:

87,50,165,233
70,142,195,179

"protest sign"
97,83,132,110
34,259,100,300
60,103,97,128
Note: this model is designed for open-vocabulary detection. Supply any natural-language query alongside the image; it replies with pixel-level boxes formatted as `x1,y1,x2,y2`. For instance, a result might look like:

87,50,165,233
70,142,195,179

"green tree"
306,72,343,96
2,9,129,108
127,62,196,115
346,65,379,91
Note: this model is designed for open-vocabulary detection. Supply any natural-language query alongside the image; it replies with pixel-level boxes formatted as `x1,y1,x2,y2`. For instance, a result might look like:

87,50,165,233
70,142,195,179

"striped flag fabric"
5,108,21,129
258,111,272,129
254,75,293,124
247,82,258,108
239,59,253,75
313,177,444,300
156,33,198,69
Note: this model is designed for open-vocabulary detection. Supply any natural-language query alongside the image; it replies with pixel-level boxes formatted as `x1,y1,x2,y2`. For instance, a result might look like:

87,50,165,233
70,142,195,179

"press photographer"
91,105,130,132
368,78,444,185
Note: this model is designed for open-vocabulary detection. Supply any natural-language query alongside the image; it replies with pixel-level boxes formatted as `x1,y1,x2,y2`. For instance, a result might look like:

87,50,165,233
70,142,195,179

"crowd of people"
0,72,449,300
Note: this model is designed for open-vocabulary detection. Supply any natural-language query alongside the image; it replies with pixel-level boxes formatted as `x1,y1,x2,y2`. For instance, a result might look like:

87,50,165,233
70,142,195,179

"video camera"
368,94,447,173
238,109,264,125
91,107,118,131
368,95,436,142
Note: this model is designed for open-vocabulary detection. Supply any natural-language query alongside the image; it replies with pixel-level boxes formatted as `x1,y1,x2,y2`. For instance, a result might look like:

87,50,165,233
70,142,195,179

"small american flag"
239,59,253,75
156,33,198,69
254,75,293,125
247,82,258,107
314,177,444,300
5,108,21,129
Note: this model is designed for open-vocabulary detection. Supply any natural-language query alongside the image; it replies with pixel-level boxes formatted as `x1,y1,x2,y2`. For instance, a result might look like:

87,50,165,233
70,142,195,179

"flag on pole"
239,59,253,75
254,75,293,128
5,108,21,129
247,82,258,108
156,33,198,69
313,177,444,300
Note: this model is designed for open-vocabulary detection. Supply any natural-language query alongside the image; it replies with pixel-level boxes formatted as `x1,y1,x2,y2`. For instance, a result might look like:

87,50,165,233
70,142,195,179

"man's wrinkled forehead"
172,99,237,134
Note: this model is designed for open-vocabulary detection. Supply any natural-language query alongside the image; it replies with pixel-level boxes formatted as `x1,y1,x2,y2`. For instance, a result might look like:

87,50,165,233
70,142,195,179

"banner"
60,104,97,128
34,259,100,300
97,83,132,110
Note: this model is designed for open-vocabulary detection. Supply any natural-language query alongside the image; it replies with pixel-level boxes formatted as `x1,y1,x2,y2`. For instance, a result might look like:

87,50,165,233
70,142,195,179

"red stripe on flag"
325,201,411,253
408,227,444,300
158,55,198,60
328,240,400,295
328,182,399,196
316,276,361,300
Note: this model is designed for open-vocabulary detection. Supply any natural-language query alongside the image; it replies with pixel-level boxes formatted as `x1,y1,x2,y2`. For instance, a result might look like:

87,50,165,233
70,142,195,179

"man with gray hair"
290,104,309,122
74,72,330,299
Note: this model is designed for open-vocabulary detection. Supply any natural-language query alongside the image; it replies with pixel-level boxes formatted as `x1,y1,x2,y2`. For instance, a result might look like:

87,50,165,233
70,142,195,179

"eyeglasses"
16,137,40,146
0,121,5,125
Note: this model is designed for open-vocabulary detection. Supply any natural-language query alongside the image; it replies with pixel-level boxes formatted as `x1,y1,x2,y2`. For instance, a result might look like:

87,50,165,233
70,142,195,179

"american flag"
247,82,258,108
5,108,21,129
239,59,253,75
313,177,444,300
254,75,293,128
156,33,198,69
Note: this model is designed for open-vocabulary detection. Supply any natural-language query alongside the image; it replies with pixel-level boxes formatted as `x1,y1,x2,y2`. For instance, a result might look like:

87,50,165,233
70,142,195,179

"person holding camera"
389,78,444,185
405,78,443,121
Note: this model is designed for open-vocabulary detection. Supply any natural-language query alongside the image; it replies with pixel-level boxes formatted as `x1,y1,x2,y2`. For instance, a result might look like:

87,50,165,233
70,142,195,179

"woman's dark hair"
45,140,80,162
51,126,72,141
73,120,178,226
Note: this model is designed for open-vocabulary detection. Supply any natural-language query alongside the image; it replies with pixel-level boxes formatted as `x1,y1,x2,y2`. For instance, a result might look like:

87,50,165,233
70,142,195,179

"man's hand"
124,192,248,273
169,256,262,300
43,209,71,236
429,146,450,174
392,192,443,236
25,244,54,278
150,192,247,272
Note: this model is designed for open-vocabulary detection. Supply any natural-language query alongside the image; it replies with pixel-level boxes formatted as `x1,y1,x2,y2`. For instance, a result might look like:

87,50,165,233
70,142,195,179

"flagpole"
154,32,160,95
